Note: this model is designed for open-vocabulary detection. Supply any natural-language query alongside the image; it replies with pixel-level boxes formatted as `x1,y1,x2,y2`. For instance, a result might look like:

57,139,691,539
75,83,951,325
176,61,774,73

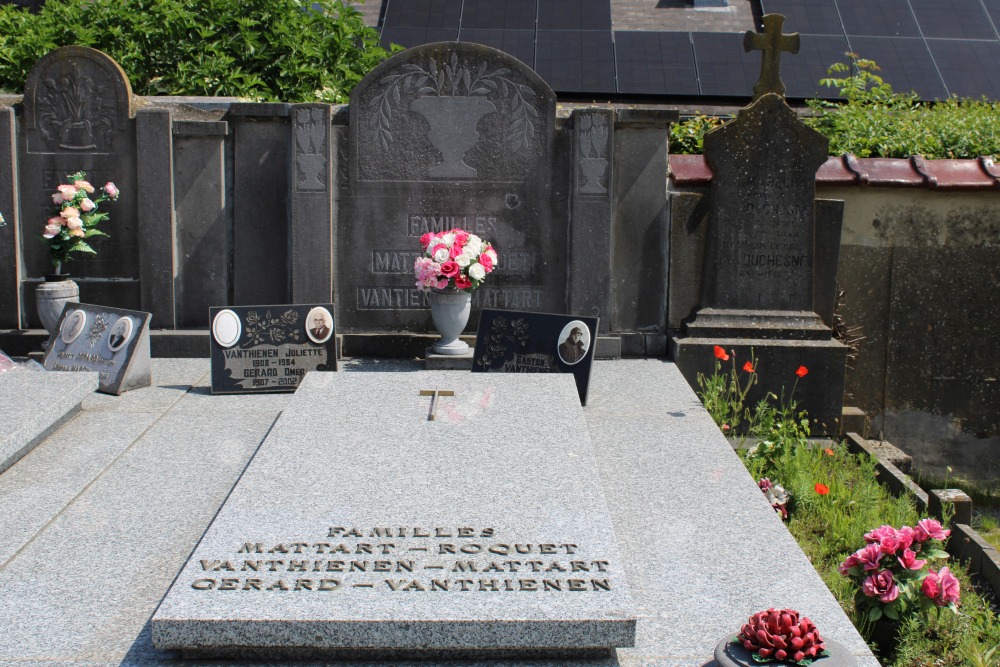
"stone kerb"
339,42,564,335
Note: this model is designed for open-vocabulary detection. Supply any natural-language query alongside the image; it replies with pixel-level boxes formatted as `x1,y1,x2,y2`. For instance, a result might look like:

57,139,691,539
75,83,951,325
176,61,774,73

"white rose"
465,236,482,255
442,233,455,247
433,247,449,262
468,263,486,281
455,254,471,267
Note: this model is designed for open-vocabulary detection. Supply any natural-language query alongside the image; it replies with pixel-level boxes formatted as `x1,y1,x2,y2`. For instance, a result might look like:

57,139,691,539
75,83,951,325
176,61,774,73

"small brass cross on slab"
744,13,800,101
419,388,455,421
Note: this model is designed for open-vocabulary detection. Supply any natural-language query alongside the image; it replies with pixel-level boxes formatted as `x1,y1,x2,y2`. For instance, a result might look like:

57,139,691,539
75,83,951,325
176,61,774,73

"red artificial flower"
742,361,755,373
713,345,729,361
824,448,835,456
454,275,472,289
795,365,809,378
814,483,830,495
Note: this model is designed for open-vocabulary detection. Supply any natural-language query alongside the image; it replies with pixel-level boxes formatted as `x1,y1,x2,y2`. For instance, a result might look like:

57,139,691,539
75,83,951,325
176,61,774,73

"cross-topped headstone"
743,14,799,100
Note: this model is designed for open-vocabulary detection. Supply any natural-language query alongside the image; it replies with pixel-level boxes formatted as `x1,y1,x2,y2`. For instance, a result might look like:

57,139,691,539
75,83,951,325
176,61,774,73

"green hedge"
0,0,393,103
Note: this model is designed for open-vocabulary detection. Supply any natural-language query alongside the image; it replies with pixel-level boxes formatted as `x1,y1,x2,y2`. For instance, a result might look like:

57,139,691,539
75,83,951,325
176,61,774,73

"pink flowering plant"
839,518,959,623
414,228,497,292
40,171,119,273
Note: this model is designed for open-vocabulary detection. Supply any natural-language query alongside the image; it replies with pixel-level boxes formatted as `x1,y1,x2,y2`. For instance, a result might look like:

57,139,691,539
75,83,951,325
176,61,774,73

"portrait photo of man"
557,323,589,365
306,306,333,344
107,316,132,352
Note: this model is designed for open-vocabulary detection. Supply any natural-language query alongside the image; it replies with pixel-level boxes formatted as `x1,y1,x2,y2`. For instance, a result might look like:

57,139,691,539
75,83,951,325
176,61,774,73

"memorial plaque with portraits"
471,309,598,405
42,304,152,395
209,304,337,394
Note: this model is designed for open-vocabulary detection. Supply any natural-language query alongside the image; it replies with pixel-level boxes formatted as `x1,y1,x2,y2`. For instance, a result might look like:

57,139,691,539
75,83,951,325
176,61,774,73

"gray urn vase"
428,288,471,355
409,95,496,179
715,637,856,667
36,275,79,349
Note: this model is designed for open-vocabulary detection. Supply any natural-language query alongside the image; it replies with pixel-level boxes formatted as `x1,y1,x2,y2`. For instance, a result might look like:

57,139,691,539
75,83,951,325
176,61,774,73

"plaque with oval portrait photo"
472,309,598,405
210,303,338,394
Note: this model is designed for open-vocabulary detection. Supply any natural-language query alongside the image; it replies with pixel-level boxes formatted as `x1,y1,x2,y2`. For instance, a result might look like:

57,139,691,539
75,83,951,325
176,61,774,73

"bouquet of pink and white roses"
40,170,119,273
414,228,497,292
839,518,959,623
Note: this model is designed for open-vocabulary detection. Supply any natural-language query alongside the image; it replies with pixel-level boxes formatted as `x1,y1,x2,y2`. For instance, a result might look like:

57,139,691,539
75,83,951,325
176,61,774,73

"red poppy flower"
824,448,835,456
742,361,755,373
795,366,809,378
713,345,730,361
814,483,830,495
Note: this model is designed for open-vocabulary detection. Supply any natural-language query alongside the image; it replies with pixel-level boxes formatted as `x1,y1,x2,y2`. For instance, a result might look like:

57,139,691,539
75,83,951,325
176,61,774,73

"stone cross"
743,14,799,101
419,388,454,421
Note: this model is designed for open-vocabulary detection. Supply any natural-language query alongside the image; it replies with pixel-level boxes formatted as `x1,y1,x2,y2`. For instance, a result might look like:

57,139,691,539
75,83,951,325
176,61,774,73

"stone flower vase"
428,288,472,355
36,273,79,349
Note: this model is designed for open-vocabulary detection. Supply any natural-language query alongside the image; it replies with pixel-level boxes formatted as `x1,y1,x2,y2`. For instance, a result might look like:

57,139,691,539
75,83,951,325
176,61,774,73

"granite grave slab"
209,303,337,394
0,368,96,475
42,303,151,394
152,371,635,657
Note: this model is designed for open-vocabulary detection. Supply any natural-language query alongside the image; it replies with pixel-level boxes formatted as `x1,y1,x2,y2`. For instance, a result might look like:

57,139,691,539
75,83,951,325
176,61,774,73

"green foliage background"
0,0,392,103
670,55,1000,159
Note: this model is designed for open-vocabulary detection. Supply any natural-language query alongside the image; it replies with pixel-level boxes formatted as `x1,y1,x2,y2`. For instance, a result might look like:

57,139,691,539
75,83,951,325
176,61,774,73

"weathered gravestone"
42,303,151,394
19,47,141,323
672,16,847,434
339,42,561,337
152,372,636,658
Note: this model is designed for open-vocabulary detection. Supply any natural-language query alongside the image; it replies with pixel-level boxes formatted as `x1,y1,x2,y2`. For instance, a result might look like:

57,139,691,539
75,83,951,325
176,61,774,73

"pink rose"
862,569,899,603
838,552,861,576
57,184,78,199
921,570,940,600
915,518,949,542
103,182,118,199
60,206,80,219
896,526,916,551
419,232,433,249
43,223,61,238
938,566,960,604
864,525,899,544
79,198,96,212
898,548,926,570
878,535,901,556
449,243,463,259
439,261,459,278
65,216,83,230
68,227,85,237
479,251,494,272
73,179,94,194
453,230,469,246
51,192,64,205
856,543,883,571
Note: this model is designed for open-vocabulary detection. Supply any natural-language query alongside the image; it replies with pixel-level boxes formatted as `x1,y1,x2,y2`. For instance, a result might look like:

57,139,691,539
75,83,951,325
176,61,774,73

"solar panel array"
377,0,1000,101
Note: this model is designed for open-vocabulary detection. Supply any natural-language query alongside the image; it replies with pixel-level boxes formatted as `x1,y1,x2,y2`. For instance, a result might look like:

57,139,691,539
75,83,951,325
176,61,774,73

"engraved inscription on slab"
209,304,337,394
185,525,617,595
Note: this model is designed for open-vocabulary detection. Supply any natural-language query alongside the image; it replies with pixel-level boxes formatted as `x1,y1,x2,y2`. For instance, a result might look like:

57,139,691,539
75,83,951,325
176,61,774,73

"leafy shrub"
0,0,393,103
669,54,1000,159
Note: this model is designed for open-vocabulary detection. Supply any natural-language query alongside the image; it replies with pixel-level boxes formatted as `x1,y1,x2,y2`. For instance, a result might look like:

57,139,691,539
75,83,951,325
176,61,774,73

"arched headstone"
339,42,562,334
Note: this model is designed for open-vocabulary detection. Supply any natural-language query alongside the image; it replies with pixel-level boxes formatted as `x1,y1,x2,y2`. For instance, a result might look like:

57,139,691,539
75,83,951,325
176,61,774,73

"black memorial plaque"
43,303,152,394
210,304,337,394
472,309,598,405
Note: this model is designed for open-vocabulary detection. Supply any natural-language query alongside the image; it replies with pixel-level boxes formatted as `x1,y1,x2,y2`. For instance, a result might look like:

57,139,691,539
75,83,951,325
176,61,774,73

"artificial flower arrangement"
41,171,119,273
758,477,791,521
734,608,828,665
838,519,959,623
414,228,497,291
